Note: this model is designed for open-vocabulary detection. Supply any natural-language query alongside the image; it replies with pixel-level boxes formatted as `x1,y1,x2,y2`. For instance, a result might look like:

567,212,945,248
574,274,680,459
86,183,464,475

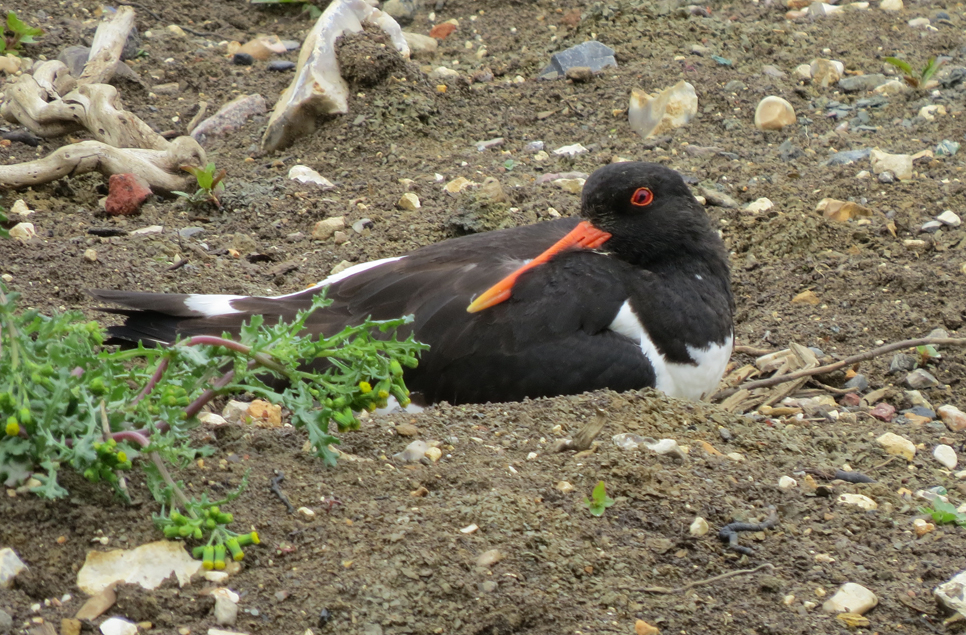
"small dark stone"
844,374,869,391
889,353,917,374
906,406,936,419
319,608,332,628
232,52,255,66
267,60,296,72
759,575,783,593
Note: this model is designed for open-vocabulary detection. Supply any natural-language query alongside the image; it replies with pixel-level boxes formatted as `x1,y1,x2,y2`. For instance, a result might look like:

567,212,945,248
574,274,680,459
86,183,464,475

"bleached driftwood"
0,6,205,193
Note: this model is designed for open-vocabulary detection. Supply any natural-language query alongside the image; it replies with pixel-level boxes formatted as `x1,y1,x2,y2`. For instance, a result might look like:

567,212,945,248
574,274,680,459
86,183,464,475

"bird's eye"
630,187,653,207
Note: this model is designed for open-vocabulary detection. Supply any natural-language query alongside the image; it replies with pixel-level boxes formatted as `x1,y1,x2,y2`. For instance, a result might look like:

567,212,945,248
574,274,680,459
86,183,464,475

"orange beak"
466,220,611,313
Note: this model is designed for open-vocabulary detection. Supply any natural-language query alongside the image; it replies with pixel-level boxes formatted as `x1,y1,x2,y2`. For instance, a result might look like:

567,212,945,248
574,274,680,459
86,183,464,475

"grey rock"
267,60,296,72
524,141,545,153
921,220,943,233
57,45,90,77
890,353,917,373
178,227,204,239
761,65,786,78
382,0,416,25
905,406,936,419
936,140,960,156
838,74,888,92
844,374,869,391
539,41,616,79
232,52,254,66
698,187,738,208
878,171,895,184
905,368,939,389
928,327,949,340
779,139,805,162
122,27,141,61
824,148,870,166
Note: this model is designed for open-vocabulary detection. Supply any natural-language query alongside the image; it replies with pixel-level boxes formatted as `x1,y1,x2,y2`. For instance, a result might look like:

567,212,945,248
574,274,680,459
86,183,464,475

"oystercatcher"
92,162,734,405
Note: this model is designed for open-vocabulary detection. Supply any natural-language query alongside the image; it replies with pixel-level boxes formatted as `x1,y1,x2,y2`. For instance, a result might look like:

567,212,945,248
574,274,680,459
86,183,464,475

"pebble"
524,141,545,153
394,440,428,462
890,353,917,373
936,140,960,157
556,481,575,493
913,518,936,536
754,96,796,130
382,0,415,24
476,137,505,152
905,368,939,389
267,61,296,72
838,74,887,92
0,548,27,589
844,374,868,391
778,476,798,490
396,423,419,436
793,63,812,81
10,200,33,217
689,517,709,536
822,583,878,614
938,404,966,432
191,94,267,143
403,32,438,58
105,173,152,216
565,66,594,82
460,524,478,534
476,550,503,567
837,493,877,510
424,447,441,462
538,40,616,80
919,104,946,121
443,176,478,195
878,171,895,184
873,79,908,95
744,198,774,214
297,507,316,520
628,81,698,138
698,187,738,208
824,148,870,166
387,191,420,212
810,58,842,86
879,0,902,10
312,217,345,241
232,52,255,66
554,178,585,194
428,66,460,81
935,570,966,617
553,143,588,157
635,621,660,635
937,210,961,226
289,165,335,189
908,16,930,27
869,402,895,421
0,53,22,75
934,444,958,469
870,147,913,180
100,617,138,635
921,220,943,233
876,432,916,460
9,222,36,243
76,586,117,620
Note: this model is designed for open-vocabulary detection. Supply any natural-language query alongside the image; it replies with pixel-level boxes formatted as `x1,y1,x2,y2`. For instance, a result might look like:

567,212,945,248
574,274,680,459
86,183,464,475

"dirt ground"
2,0,966,633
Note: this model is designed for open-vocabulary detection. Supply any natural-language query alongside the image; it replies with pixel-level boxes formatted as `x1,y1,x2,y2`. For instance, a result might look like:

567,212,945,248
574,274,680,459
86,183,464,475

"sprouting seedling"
920,499,966,528
583,480,616,516
884,56,947,90
173,162,227,208
0,12,43,56
0,206,9,240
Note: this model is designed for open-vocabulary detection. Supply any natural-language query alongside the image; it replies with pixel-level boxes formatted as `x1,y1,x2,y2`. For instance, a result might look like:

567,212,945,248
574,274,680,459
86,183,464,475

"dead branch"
632,563,775,594
79,5,136,86
716,337,966,400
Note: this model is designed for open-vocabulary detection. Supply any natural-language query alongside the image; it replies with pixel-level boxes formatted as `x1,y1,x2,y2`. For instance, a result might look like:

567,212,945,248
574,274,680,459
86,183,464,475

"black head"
580,162,717,266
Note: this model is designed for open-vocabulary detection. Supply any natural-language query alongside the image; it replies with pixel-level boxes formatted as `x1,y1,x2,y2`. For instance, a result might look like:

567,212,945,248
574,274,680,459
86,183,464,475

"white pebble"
822,582,878,614
934,444,958,470
689,517,709,536
778,475,798,490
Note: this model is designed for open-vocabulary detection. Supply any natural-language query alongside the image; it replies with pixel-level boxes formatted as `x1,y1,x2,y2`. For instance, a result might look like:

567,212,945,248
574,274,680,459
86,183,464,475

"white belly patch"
608,300,732,401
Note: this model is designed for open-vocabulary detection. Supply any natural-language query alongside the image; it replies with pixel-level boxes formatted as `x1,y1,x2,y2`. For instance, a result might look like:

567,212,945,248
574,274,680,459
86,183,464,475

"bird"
91,161,734,406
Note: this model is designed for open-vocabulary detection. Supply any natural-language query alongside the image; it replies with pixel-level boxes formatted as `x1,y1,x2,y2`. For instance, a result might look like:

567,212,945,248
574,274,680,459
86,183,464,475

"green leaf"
583,480,616,516
884,57,913,76
921,56,947,83
0,206,9,239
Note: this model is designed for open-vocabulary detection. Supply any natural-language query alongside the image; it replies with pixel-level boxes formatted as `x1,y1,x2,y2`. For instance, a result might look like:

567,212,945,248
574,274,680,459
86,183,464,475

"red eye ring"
630,187,653,207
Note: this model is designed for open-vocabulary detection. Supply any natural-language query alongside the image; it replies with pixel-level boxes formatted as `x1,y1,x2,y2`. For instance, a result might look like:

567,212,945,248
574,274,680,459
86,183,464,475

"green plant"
884,56,947,90
0,12,43,56
583,480,615,516
920,499,966,528
0,283,427,562
0,206,9,239
173,162,227,208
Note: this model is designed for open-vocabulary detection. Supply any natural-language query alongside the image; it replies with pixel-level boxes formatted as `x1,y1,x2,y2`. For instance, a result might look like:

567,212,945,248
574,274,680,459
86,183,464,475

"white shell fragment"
77,540,203,594
288,165,336,189
261,0,410,152
628,80,697,138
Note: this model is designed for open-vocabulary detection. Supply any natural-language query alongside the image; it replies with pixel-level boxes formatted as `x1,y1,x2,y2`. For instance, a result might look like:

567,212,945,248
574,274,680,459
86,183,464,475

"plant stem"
149,449,193,513
132,356,169,406
181,335,288,374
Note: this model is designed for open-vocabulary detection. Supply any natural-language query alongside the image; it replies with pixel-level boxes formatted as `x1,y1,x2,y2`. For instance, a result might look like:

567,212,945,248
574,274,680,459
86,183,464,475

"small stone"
837,493,878,510
553,143,588,157
913,518,935,536
460,523,479,534
0,548,27,588
61,618,82,635
934,444,958,469
0,54,22,75
689,517,709,536
810,58,842,86
754,96,796,131
936,570,966,617
100,617,138,635
791,290,820,305
106,173,152,216
744,198,774,214
635,621,660,635
475,137,505,152
908,16,930,26
565,66,594,82
166,24,186,37
778,476,798,490
869,402,896,421
844,374,869,391
395,192,420,211
870,148,913,180
937,210,961,226
628,81,698,138
232,52,255,66
879,0,902,9
905,368,939,389
429,22,458,40
538,40,617,79
938,405,966,432
222,400,249,423
554,178,585,194
75,585,117,620
288,165,335,189
480,580,498,592
199,412,227,426
382,0,416,24
351,219,373,234
936,140,960,157
838,74,887,92
403,32,438,58
815,198,873,222
919,104,947,121
698,187,738,208
793,63,812,81
443,176,478,195
556,481,575,493
424,447,442,462
873,79,909,95
922,220,943,233
396,423,419,436
297,507,316,520
246,399,281,426
267,60,296,72
879,172,895,184
876,432,916,460
9,222,36,243
212,588,239,626
394,440,428,462
822,583,878,614
476,550,503,567
312,217,345,241
11,200,33,216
